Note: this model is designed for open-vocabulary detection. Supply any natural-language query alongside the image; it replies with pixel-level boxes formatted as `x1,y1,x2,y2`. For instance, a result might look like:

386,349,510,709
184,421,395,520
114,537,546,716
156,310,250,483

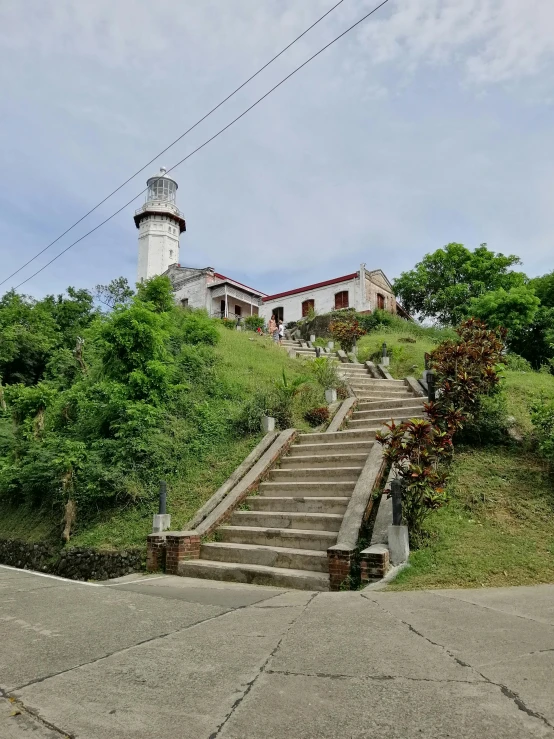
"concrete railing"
326,396,357,433
146,429,297,574
327,441,387,590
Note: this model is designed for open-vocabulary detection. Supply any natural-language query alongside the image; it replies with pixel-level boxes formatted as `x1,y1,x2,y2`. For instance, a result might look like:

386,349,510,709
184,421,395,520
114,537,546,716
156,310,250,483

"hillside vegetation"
0,278,318,550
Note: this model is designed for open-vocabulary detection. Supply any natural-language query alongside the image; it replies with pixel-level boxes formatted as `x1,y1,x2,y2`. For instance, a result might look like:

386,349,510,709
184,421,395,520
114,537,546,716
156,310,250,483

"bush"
180,312,220,344
244,315,265,331
504,353,533,372
455,393,509,446
304,406,330,427
310,357,341,389
329,316,365,352
531,399,554,465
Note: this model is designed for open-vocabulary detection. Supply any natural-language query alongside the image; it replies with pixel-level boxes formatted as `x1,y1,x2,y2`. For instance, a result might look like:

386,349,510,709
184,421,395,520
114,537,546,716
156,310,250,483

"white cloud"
0,0,553,299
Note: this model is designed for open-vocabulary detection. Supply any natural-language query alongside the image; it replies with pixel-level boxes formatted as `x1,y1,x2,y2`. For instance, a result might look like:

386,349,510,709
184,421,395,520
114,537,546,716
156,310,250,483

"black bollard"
315,346,322,358
382,342,387,359
390,478,403,526
427,370,436,402
158,481,167,515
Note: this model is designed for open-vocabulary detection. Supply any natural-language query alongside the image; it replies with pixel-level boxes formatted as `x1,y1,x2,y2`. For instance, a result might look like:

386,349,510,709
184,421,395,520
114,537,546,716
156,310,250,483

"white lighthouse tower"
134,168,186,282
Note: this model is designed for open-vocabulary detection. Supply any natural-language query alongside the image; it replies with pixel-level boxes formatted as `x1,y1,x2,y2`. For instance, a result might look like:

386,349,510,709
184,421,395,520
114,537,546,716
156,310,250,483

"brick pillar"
165,531,201,575
146,534,166,572
360,544,390,583
327,545,354,591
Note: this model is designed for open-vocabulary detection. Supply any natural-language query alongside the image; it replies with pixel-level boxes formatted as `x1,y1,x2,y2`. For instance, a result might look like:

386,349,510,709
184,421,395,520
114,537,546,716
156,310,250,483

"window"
181,298,189,307
302,299,315,317
377,294,386,310
235,305,242,317
169,250,174,259
334,291,349,310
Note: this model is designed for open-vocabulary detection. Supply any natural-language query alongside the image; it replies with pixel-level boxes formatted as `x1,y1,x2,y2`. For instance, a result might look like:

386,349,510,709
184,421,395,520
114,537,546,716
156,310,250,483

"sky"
1,0,553,299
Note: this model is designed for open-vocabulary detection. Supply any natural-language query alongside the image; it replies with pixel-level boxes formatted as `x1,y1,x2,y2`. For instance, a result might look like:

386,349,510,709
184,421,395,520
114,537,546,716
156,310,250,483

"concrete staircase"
178,361,426,591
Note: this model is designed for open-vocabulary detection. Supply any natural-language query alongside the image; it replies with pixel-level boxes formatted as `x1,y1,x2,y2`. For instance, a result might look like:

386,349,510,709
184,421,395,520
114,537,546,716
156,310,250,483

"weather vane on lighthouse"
134,167,186,282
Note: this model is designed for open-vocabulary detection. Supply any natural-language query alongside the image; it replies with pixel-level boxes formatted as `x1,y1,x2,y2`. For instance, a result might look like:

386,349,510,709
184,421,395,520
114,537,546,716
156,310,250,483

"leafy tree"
529,271,554,308
95,277,134,310
0,291,59,385
467,286,540,335
509,306,554,370
393,243,525,325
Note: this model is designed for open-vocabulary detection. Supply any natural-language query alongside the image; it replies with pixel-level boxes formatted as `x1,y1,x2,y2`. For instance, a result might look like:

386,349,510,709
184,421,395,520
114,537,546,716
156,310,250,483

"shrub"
329,316,365,352
179,312,220,345
304,406,330,427
221,317,237,331
504,353,532,372
310,357,341,389
244,315,265,331
531,399,554,466
377,319,507,542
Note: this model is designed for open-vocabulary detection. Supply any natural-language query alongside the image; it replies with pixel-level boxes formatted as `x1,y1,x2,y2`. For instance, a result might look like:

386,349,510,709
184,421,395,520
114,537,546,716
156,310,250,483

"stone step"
218,525,337,550
297,429,375,444
357,398,425,410
279,453,368,469
353,395,415,403
178,559,329,591
348,416,419,429
231,510,343,531
347,378,406,386
352,406,425,420
288,440,373,455
349,383,409,393
258,481,356,497
268,466,362,482
246,496,349,514
200,542,329,572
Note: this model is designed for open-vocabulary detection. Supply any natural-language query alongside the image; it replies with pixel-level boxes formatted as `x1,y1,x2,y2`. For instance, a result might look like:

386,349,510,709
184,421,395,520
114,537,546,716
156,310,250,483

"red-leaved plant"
376,319,506,542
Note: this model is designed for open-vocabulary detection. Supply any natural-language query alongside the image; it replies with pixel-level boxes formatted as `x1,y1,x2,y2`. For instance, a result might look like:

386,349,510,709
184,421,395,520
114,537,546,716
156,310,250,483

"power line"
1,0,346,288
12,0,390,291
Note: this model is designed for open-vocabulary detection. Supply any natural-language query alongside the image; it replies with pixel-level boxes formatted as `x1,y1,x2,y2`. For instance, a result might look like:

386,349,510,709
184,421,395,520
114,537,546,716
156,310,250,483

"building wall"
172,274,209,310
261,277,362,324
366,271,396,314
137,214,181,282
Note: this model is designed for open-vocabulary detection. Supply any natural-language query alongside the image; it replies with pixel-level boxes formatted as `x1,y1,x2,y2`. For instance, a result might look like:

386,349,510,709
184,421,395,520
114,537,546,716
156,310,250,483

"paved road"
1,565,553,738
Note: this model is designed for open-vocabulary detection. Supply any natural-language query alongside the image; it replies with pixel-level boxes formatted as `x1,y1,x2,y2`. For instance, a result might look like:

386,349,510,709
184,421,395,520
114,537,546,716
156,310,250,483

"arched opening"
334,291,349,310
302,299,315,317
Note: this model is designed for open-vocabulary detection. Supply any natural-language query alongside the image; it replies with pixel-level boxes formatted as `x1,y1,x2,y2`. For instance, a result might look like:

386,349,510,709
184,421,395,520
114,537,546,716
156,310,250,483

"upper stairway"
178,358,426,590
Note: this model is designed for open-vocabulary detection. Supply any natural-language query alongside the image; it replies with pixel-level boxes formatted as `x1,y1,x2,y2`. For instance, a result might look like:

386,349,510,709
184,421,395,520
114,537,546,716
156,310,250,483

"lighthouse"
134,168,186,282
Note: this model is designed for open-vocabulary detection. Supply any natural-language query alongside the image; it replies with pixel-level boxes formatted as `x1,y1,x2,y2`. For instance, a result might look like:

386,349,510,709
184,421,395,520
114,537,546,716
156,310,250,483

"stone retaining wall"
0,538,143,581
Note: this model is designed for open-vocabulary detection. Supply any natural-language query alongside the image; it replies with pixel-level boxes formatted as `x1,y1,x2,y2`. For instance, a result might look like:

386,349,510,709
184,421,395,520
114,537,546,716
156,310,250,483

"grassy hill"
0,292,316,552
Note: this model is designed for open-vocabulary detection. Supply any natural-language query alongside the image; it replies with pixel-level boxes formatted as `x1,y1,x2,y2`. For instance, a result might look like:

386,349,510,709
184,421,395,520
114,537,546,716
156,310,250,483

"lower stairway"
178,363,425,590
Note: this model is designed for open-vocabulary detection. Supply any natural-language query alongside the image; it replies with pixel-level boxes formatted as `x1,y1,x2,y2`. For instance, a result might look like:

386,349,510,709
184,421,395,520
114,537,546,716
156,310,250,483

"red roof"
213,272,266,297
262,273,358,302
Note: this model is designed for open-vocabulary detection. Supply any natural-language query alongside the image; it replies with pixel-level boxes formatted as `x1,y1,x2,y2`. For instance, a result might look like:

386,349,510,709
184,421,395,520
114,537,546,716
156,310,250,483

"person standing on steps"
278,319,285,346
268,314,279,343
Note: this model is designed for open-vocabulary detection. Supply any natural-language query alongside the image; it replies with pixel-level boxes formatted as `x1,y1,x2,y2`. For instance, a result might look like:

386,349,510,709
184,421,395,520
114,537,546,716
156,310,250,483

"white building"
135,171,401,323
167,265,266,319
135,168,186,282
259,265,398,324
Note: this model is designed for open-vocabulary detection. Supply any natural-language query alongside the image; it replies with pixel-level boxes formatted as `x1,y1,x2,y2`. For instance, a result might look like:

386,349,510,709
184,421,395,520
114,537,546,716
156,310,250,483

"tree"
509,306,554,370
529,271,554,308
467,286,540,335
95,277,134,310
393,243,525,325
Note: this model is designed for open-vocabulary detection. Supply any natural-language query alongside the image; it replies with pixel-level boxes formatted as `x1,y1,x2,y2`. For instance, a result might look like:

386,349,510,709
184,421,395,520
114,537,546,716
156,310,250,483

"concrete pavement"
1,565,553,738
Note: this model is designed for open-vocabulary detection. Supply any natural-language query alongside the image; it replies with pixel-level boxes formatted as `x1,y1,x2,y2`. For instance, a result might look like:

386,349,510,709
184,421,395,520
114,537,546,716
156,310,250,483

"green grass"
24,327,313,551
388,445,554,590
0,504,59,543
357,332,438,379
503,369,554,436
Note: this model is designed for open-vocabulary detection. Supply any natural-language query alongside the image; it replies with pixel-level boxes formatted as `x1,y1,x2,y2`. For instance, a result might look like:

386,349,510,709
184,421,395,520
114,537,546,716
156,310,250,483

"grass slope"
388,446,554,590
0,327,308,551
